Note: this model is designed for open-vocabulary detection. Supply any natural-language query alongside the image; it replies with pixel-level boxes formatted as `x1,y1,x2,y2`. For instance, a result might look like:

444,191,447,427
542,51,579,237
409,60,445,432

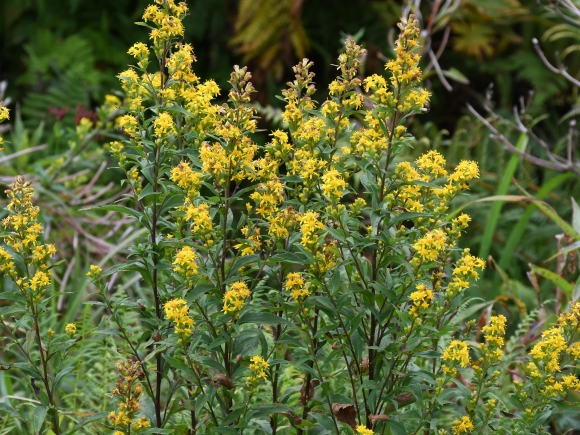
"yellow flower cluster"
86,264,103,279
265,130,293,161
442,340,470,375
0,104,9,121
250,178,285,218
446,249,486,298
451,416,474,435
290,149,326,193
172,246,198,286
416,150,448,178
298,211,325,253
143,1,187,48
285,273,310,304
0,102,9,150
281,59,316,128
164,298,194,342
170,162,203,199
408,283,433,318
0,177,56,300
321,168,347,202
65,323,77,337
246,355,269,392
529,327,566,374
386,15,422,87
223,282,251,316
413,229,447,262
267,207,298,240
184,202,213,236
479,315,506,364
356,426,374,435
235,226,261,256
109,360,150,434
436,161,480,200
153,112,175,138
167,43,197,82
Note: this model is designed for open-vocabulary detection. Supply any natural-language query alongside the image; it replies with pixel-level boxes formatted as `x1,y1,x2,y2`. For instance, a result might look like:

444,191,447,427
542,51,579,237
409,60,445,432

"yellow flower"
442,340,470,369
446,249,485,298
321,168,347,202
529,327,566,374
171,162,203,198
65,323,77,337
153,112,175,137
173,246,199,286
285,273,310,304
29,271,50,292
451,416,474,435
223,282,251,315
0,105,9,121
356,426,374,435
413,229,447,262
246,355,269,390
164,298,194,341
86,265,103,279
298,211,325,253
184,202,213,235
127,42,150,59
408,283,433,318
416,150,447,178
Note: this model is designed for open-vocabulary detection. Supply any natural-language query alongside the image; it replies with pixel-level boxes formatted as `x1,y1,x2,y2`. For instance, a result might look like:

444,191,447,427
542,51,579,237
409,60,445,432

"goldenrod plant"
1,1,580,434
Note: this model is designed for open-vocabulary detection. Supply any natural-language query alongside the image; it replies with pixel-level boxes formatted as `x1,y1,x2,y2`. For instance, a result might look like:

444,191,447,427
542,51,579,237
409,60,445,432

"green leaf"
53,366,74,392
479,133,528,260
33,406,49,434
68,412,109,434
386,420,408,435
80,204,141,221
530,409,552,430
529,264,574,295
442,67,470,84
572,197,580,235
238,312,287,325
387,212,432,228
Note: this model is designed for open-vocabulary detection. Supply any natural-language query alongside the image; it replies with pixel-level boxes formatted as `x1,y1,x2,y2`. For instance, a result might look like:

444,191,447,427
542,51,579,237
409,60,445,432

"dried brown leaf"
331,403,356,429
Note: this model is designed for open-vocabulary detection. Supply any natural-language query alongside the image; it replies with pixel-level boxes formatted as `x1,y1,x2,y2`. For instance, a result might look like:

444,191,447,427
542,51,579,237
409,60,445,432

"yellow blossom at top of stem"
298,211,325,253
171,162,203,198
153,112,175,137
446,249,485,298
385,15,422,87
416,150,447,178
127,42,150,60
184,201,213,235
172,246,198,286
413,229,447,262
449,160,480,184
356,426,374,435
285,273,310,304
0,105,10,121
451,416,474,435
321,168,347,202
408,283,433,318
223,281,251,315
442,340,470,369
28,271,50,292
482,315,507,347
164,298,194,341
65,323,77,337
529,327,567,374
86,265,103,279
558,302,580,331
